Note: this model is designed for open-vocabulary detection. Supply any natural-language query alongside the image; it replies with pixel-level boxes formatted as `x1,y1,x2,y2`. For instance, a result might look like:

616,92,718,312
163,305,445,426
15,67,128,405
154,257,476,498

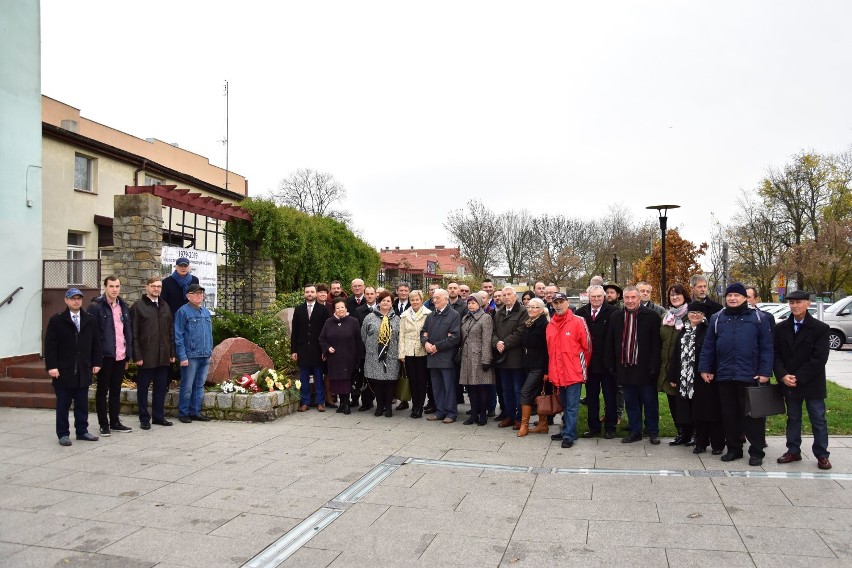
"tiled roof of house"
380,246,470,276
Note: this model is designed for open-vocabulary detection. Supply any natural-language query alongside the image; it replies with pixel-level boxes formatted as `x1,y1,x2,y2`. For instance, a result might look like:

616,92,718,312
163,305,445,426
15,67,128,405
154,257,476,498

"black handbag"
745,383,786,418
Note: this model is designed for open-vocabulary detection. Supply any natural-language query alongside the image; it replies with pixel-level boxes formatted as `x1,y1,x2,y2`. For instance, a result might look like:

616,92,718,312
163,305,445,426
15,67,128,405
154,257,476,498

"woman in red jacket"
545,293,592,448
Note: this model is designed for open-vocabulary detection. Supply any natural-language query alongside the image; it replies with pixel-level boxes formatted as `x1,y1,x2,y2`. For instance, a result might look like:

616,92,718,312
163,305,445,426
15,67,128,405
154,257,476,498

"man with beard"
604,283,623,310
447,282,466,315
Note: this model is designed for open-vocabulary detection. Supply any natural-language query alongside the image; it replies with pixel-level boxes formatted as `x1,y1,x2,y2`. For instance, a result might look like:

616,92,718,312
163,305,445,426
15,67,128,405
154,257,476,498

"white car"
823,297,852,350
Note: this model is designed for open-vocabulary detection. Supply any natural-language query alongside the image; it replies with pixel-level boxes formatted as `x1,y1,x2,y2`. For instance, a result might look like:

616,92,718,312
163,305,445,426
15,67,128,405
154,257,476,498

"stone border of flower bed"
87,387,300,422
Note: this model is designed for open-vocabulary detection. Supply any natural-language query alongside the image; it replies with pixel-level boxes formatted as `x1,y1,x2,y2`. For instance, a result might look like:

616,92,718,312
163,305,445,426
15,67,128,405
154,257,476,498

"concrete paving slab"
370,504,518,540
208,512,301,547
277,546,340,568
737,525,836,557
656,501,734,525
501,541,668,567
35,519,143,552
815,528,852,558
587,519,745,551
713,481,794,507
0,483,75,512
419,533,507,566
752,553,850,567
4,545,155,568
360,484,465,510
510,517,588,544
664,549,756,567
37,493,129,519
97,499,240,534
727,503,852,529
136,482,221,506
524,496,658,522
45,471,168,498
0,509,84,545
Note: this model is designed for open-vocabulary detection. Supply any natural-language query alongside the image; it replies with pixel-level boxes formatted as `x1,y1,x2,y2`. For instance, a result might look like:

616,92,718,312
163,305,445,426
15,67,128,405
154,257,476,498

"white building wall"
0,0,43,358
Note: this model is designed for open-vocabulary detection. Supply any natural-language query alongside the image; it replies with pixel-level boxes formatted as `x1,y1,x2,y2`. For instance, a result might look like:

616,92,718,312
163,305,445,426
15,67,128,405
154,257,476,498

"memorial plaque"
207,337,275,385
230,352,261,377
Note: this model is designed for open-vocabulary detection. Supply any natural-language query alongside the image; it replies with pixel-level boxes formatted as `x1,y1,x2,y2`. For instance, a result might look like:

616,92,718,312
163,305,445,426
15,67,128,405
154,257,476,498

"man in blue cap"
44,288,103,446
161,256,199,317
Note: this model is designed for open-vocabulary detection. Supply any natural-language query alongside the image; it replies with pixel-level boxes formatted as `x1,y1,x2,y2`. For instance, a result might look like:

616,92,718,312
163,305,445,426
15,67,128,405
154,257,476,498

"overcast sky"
41,1,852,260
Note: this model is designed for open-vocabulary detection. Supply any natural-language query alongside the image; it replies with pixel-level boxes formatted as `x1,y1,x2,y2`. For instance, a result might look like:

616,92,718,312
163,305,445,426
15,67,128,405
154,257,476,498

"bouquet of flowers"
217,368,301,395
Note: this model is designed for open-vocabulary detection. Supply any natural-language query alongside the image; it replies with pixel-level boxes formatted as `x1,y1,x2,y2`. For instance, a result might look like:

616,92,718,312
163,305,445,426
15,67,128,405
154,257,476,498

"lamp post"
646,204,680,305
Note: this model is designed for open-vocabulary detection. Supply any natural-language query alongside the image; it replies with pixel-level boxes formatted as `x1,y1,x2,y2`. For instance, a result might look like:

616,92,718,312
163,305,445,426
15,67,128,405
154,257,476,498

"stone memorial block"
207,337,274,385
277,307,295,338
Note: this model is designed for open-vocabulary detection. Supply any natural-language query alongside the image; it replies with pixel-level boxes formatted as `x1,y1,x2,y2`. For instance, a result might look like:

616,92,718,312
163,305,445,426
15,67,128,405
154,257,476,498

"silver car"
823,296,852,350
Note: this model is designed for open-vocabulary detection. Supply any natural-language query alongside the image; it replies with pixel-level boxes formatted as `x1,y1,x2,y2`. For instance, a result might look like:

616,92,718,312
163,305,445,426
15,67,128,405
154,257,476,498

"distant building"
379,246,471,289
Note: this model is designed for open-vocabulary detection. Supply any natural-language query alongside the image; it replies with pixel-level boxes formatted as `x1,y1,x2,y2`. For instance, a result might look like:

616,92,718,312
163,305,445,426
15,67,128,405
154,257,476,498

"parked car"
772,304,829,324
823,297,852,350
756,302,782,312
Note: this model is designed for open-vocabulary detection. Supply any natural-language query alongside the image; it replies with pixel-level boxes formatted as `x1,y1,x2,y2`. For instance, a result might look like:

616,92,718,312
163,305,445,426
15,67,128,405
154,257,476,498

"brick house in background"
378,245,471,289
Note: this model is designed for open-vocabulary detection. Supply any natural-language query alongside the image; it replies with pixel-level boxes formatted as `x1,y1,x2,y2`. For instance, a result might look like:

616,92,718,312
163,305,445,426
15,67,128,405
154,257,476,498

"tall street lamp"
646,204,680,305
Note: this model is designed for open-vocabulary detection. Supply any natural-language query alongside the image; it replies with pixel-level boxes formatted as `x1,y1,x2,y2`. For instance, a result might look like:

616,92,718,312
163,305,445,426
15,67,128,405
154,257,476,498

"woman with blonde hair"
517,297,550,436
398,289,431,418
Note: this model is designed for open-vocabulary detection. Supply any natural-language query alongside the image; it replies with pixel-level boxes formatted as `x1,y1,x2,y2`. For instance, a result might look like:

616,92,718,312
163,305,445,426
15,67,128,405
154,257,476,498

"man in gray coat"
421,289,461,423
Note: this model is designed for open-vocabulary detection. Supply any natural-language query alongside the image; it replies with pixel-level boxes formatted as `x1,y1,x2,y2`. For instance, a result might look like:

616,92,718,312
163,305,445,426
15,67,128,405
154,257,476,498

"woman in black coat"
666,302,724,454
517,298,550,437
319,298,364,414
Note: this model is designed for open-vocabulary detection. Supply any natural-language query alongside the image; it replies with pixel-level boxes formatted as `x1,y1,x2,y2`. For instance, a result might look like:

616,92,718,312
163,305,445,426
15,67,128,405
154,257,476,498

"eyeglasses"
526,306,541,310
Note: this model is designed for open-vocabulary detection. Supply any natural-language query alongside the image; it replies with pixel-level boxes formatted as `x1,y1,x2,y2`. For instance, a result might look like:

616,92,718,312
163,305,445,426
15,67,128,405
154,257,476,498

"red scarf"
621,308,639,366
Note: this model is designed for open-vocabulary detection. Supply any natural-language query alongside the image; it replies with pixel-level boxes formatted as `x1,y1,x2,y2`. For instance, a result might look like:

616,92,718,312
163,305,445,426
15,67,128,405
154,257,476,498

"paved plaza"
1,349,850,567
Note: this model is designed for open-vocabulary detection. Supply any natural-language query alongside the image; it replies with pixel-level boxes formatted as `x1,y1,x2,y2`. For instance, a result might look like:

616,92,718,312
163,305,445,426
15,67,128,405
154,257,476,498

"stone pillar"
252,257,276,313
217,251,276,315
112,194,163,304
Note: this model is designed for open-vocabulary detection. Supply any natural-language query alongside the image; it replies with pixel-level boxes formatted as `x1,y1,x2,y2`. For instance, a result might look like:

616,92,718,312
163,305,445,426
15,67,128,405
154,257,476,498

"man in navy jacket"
699,283,774,466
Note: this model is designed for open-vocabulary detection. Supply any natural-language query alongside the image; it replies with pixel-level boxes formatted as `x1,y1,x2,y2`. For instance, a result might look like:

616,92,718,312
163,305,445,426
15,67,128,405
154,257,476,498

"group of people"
293,275,833,469
44,257,215,446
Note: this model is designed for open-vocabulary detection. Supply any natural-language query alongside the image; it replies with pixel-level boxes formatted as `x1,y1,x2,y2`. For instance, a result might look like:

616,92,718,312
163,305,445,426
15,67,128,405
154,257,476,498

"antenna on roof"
220,80,229,191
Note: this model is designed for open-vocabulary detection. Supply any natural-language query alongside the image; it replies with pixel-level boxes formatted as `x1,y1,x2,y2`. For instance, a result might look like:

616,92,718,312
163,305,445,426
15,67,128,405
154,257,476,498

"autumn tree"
272,168,352,226
633,228,707,300
443,200,501,281
726,194,785,301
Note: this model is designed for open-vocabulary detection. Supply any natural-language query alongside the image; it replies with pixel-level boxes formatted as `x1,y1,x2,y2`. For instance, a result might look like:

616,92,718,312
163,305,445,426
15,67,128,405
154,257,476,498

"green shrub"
212,300,295,374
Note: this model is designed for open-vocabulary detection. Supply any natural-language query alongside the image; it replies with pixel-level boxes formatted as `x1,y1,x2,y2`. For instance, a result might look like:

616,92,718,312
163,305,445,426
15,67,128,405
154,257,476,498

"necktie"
794,321,801,334
72,313,80,332
592,308,597,321
307,304,313,318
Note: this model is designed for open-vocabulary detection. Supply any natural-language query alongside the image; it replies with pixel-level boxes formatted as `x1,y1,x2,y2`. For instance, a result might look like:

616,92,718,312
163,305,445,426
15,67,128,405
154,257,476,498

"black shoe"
494,413,507,422
178,416,192,423
711,448,724,455
99,426,111,437
465,409,472,415
350,397,360,407
189,415,210,422
547,416,555,425
140,422,151,430
561,439,574,448
550,433,563,441
683,434,696,447
582,431,601,438
622,432,642,443
342,403,351,415
579,396,588,406
477,416,488,426
152,419,173,426
669,434,686,446
487,410,495,417
693,446,706,454
111,422,132,433
463,416,477,425
76,432,99,441
649,436,661,445
385,407,393,418
410,410,421,419
325,402,339,409
374,406,383,417
358,403,373,412
396,401,409,410
749,456,763,466
721,451,743,462
336,405,345,413
424,406,436,414
604,431,615,439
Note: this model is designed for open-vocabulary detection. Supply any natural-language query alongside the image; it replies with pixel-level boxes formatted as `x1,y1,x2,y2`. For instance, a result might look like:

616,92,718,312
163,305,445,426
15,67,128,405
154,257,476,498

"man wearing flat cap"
699,282,774,466
174,283,213,423
774,290,832,470
44,288,103,446
161,256,200,318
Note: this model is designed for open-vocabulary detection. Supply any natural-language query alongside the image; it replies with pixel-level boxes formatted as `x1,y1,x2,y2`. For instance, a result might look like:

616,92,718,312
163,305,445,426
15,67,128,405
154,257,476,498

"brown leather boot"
517,405,532,437
530,414,549,434
498,417,514,428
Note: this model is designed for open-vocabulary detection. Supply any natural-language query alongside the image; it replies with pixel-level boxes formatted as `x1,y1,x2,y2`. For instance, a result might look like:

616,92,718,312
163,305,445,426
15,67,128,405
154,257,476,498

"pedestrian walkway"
1,405,850,567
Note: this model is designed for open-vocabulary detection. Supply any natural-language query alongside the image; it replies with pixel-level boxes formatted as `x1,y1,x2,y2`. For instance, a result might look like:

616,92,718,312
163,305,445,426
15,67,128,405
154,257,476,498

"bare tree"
444,200,501,281
499,210,538,283
529,214,586,286
728,193,785,300
272,168,351,225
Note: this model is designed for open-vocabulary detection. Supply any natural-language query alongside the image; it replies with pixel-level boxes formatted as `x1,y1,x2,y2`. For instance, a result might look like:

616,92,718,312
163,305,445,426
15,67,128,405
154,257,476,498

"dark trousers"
455,365,465,403
430,368,457,420
53,382,89,438
405,356,429,412
622,384,659,436
717,381,766,459
785,392,830,459
586,372,617,433
519,368,545,406
694,420,725,452
357,359,374,406
369,379,397,412
137,366,170,424
468,384,490,421
96,357,126,427
667,393,693,437
498,368,525,422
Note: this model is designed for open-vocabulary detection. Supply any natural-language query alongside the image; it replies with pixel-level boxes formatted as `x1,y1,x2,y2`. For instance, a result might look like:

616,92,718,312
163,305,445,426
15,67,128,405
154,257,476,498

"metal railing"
0,287,23,309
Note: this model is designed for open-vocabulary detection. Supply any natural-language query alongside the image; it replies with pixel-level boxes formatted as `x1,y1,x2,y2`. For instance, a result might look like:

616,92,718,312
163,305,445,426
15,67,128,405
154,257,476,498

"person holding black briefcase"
773,290,832,470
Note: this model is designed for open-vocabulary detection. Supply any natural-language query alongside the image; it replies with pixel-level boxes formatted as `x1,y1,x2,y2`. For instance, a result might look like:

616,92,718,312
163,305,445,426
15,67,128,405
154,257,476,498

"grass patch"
575,380,852,438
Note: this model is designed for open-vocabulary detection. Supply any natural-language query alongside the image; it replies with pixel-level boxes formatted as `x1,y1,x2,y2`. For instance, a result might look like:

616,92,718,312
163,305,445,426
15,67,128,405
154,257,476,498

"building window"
67,232,84,284
74,154,95,192
144,175,164,186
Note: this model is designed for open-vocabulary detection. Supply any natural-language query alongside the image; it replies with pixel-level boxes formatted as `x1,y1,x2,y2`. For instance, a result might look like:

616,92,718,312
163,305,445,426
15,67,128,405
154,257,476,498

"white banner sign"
161,246,218,309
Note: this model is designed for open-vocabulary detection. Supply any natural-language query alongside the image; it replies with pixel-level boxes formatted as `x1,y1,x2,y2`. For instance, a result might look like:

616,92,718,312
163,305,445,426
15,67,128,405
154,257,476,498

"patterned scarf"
377,312,391,372
662,304,688,330
678,324,699,399
621,308,639,366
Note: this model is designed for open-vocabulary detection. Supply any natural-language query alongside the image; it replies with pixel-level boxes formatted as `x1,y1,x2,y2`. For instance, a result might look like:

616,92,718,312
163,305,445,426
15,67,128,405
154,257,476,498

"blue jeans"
785,393,830,459
498,368,525,421
556,383,583,442
622,384,659,436
179,357,210,416
430,368,457,419
299,365,325,406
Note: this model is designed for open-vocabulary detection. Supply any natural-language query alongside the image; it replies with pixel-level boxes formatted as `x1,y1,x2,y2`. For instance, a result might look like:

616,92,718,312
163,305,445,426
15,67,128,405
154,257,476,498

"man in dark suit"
690,275,723,314
604,286,662,444
353,286,377,410
575,285,618,438
344,278,366,315
392,282,411,315
44,288,103,446
774,290,832,470
290,284,330,412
